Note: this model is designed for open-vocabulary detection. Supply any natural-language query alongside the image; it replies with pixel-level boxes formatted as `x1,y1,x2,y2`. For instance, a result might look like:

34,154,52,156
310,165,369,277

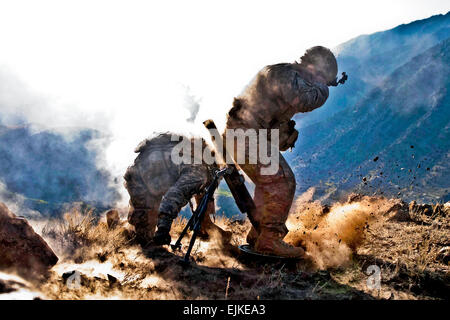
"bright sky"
0,0,449,176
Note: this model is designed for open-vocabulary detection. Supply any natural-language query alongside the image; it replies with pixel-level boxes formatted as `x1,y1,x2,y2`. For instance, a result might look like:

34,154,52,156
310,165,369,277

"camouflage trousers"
225,133,296,237
124,151,209,242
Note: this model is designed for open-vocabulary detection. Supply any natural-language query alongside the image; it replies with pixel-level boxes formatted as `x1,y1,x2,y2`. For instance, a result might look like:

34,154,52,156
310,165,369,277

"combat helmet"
299,46,338,85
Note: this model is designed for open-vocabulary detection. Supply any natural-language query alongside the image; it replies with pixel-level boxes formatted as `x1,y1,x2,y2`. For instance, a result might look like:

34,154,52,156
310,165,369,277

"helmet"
299,46,338,85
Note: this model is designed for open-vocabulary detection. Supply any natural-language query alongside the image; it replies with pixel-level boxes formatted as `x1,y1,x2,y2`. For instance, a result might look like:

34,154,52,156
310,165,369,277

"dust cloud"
285,189,391,269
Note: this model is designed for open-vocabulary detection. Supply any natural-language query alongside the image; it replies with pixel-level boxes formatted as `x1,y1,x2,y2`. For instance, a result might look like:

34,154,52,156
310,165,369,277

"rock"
107,274,117,284
347,193,364,203
385,199,410,221
0,271,43,299
321,205,331,215
106,209,120,229
62,270,77,281
0,202,58,277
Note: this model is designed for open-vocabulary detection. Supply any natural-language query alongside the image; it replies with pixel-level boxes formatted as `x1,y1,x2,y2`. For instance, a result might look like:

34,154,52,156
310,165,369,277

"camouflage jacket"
226,63,329,151
132,133,217,195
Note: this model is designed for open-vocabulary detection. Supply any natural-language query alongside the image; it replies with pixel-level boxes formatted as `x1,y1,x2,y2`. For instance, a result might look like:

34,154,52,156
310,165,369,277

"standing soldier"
225,46,343,258
124,133,231,246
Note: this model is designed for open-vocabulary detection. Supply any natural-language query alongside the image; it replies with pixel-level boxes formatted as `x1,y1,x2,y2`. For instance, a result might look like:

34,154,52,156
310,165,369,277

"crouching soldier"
124,133,231,246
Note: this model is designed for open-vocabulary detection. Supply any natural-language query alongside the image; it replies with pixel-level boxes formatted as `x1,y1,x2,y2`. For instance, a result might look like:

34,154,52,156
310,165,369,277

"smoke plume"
0,66,209,214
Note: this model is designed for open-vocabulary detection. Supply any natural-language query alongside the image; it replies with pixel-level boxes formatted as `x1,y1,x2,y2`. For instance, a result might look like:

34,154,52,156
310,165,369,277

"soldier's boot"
199,214,232,243
192,194,232,243
254,227,305,258
128,208,154,246
134,224,153,246
153,213,173,246
246,226,259,247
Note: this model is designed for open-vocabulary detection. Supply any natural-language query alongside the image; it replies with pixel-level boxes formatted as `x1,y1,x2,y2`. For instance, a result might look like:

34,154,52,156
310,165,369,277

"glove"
279,120,299,151
328,72,348,87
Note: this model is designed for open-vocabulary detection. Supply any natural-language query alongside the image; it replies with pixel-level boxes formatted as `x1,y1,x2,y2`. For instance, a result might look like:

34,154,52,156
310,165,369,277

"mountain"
296,11,450,128
286,37,450,203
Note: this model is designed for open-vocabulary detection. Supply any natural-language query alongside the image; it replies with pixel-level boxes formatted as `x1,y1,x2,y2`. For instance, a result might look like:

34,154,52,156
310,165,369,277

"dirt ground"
1,195,448,300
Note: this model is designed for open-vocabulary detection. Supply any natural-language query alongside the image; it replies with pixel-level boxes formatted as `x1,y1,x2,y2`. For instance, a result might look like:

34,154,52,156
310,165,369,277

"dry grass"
41,207,132,264
334,204,449,299
2,194,448,300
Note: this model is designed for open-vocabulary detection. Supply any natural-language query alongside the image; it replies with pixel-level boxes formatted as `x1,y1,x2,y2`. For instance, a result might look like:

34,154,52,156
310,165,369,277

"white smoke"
0,66,212,206
0,181,41,218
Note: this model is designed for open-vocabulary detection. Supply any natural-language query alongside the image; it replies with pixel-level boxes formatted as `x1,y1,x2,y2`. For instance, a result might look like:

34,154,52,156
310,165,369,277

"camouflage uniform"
124,133,222,244
225,47,336,256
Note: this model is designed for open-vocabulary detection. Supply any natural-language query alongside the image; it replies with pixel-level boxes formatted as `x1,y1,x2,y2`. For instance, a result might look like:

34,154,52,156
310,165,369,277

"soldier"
225,46,341,258
124,133,231,246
